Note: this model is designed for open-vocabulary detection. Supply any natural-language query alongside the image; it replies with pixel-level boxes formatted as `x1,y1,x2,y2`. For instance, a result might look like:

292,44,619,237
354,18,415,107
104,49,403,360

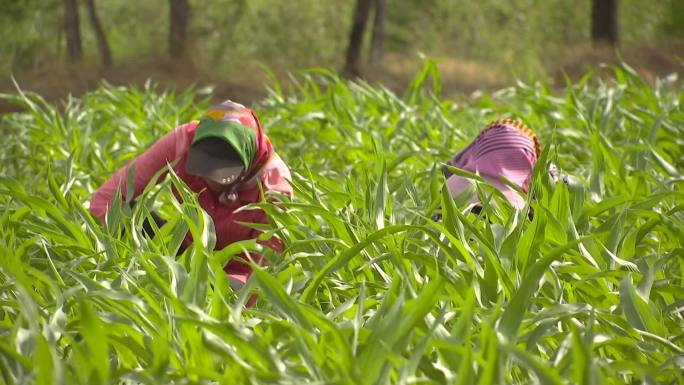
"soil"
1,42,681,114
0,58,270,113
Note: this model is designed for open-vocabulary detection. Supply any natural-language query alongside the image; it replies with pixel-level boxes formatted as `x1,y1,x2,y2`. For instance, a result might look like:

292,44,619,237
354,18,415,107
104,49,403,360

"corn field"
0,63,683,384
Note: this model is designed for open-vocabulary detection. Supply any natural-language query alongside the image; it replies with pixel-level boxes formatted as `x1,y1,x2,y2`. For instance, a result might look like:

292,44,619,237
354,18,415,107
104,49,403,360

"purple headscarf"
445,119,540,208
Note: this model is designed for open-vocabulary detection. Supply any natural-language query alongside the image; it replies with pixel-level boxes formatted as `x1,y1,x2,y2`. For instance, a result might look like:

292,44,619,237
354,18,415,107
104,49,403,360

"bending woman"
90,100,292,291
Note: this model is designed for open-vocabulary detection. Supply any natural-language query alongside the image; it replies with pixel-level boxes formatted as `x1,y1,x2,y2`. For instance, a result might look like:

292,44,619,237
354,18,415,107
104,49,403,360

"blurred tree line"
0,0,682,79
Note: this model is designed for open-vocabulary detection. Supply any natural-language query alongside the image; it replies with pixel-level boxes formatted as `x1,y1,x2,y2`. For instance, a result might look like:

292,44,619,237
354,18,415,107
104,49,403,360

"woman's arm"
89,123,194,222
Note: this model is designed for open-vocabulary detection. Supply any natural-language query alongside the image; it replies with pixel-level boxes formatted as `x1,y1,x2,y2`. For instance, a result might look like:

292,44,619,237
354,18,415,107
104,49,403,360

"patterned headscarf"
444,119,540,208
200,100,274,183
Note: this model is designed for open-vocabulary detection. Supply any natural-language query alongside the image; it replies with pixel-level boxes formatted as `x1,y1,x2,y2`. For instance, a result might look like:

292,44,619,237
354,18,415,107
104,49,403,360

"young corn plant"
0,62,682,384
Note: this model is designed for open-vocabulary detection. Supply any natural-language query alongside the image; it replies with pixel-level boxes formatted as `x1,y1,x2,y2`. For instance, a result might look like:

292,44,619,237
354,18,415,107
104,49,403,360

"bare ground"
1,42,681,114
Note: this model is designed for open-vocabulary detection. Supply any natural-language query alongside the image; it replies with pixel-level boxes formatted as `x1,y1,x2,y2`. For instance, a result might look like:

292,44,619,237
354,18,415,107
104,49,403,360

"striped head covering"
203,100,274,178
444,119,540,208
185,100,274,200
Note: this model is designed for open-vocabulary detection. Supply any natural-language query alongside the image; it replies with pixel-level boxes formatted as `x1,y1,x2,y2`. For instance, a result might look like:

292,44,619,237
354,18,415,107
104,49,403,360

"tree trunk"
169,0,190,58
64,0,82,62
591,0,619,47
369,0,386,65
84,0,112,66
344,0,373,77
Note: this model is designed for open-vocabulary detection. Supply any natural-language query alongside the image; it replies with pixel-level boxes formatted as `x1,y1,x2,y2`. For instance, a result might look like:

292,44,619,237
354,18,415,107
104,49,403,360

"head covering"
444,119,540,208
185,100,274,187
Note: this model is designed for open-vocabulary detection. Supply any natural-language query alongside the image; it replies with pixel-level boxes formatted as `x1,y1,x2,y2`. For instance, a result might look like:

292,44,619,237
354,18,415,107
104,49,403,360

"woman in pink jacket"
90,100,293,290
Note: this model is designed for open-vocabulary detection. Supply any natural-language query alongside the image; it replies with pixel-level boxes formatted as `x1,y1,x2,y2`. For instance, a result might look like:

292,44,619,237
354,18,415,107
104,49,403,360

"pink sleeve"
258,153,292,255
262,154,293,197
89,123,194,223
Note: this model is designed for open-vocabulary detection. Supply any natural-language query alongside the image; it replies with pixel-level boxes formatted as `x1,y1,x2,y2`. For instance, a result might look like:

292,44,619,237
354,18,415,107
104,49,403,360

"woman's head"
185,101,274,192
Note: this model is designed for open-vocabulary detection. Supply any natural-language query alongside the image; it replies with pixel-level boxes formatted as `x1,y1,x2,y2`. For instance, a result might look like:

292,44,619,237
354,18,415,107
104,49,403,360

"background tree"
344,0,372,77
169,0,190,59
0,0,680,86
64,0,82,62
369,0,386,65
84,0,112,66
591,0,619,47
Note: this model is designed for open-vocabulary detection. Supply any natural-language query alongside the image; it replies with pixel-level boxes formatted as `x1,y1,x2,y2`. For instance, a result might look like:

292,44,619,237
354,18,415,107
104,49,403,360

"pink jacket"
90,121,293,286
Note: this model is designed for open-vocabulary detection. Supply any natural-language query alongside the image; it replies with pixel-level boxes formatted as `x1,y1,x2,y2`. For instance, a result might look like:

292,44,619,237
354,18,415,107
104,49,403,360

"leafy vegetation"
0,63,682,384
